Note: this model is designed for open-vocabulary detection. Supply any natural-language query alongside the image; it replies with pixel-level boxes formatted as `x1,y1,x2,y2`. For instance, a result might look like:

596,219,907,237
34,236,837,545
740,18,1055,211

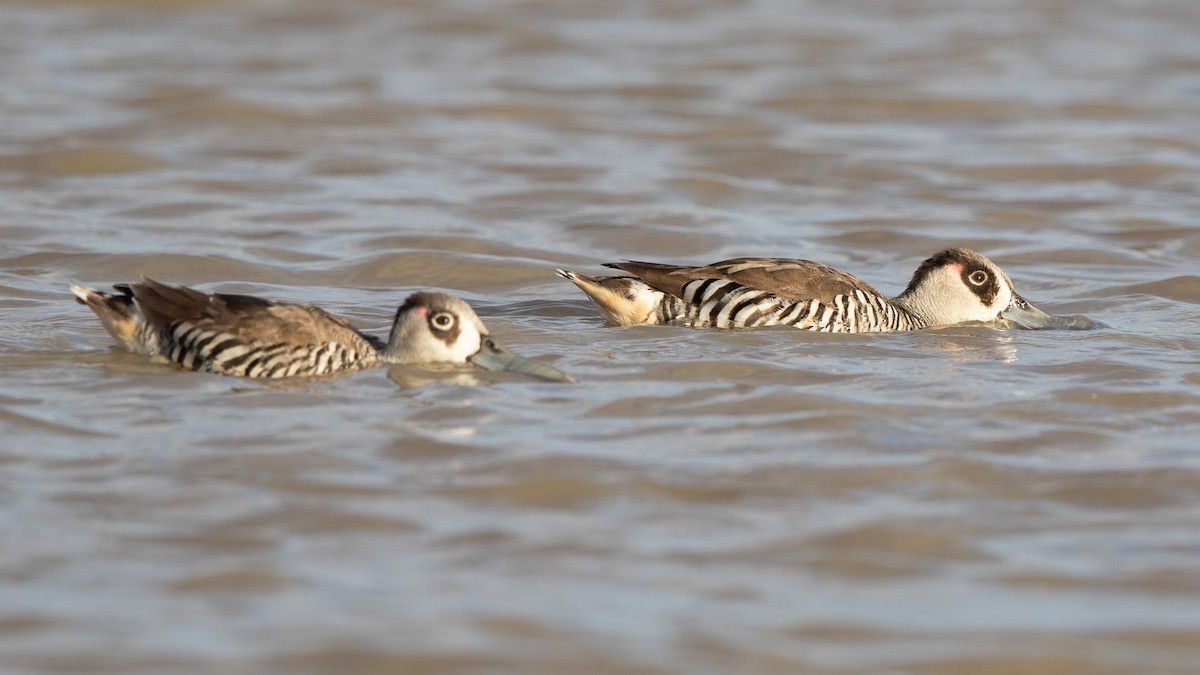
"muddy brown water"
2,0,1199,673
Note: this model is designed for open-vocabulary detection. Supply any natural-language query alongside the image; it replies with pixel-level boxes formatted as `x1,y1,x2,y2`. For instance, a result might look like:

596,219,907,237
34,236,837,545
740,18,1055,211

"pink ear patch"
411,306,429,316
948,263,964,273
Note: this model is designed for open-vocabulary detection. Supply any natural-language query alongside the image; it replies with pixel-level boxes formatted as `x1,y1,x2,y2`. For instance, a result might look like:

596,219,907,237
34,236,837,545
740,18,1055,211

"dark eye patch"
961,267,998,304
427,311,461,345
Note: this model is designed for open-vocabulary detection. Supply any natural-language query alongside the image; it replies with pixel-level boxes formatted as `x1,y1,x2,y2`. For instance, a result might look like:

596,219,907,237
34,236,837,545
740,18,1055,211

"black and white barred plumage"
658,277,922,332
161,320,370,378
71,279,573,382
558,248,1064,332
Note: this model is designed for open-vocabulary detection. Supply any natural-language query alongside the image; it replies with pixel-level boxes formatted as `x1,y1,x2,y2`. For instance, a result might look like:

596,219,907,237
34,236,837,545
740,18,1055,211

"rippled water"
3,0,1200,672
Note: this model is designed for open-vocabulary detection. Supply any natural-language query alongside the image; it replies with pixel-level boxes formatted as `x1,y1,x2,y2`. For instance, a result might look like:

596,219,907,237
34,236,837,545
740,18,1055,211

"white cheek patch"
447,322,484,363
995,282,1014,310
995,269,1017,309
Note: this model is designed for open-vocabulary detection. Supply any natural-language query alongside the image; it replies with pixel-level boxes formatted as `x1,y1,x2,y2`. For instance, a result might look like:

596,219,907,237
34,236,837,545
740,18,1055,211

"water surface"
2,0,1199,673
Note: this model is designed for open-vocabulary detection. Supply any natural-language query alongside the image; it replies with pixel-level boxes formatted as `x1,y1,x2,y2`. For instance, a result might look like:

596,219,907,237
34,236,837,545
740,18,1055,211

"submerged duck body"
71,279,573,382
558,247,1066,332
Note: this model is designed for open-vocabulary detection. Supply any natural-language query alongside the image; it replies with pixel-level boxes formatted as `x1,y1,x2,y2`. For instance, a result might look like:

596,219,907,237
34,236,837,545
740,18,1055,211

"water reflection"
920,329,1020,364
386,364,484,389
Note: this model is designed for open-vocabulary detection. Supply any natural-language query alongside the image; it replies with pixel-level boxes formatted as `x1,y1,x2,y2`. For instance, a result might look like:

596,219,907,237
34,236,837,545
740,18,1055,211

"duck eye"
968,270,989,286
430,312,454,330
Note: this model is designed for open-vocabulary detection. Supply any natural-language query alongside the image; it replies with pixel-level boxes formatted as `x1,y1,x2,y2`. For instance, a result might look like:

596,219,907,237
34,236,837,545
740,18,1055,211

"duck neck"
378,328,420,365
889,294,933,330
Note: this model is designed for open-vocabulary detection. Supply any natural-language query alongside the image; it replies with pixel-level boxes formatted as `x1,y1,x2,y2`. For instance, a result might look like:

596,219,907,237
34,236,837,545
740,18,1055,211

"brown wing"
131,278,377,353
605,257,885,303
